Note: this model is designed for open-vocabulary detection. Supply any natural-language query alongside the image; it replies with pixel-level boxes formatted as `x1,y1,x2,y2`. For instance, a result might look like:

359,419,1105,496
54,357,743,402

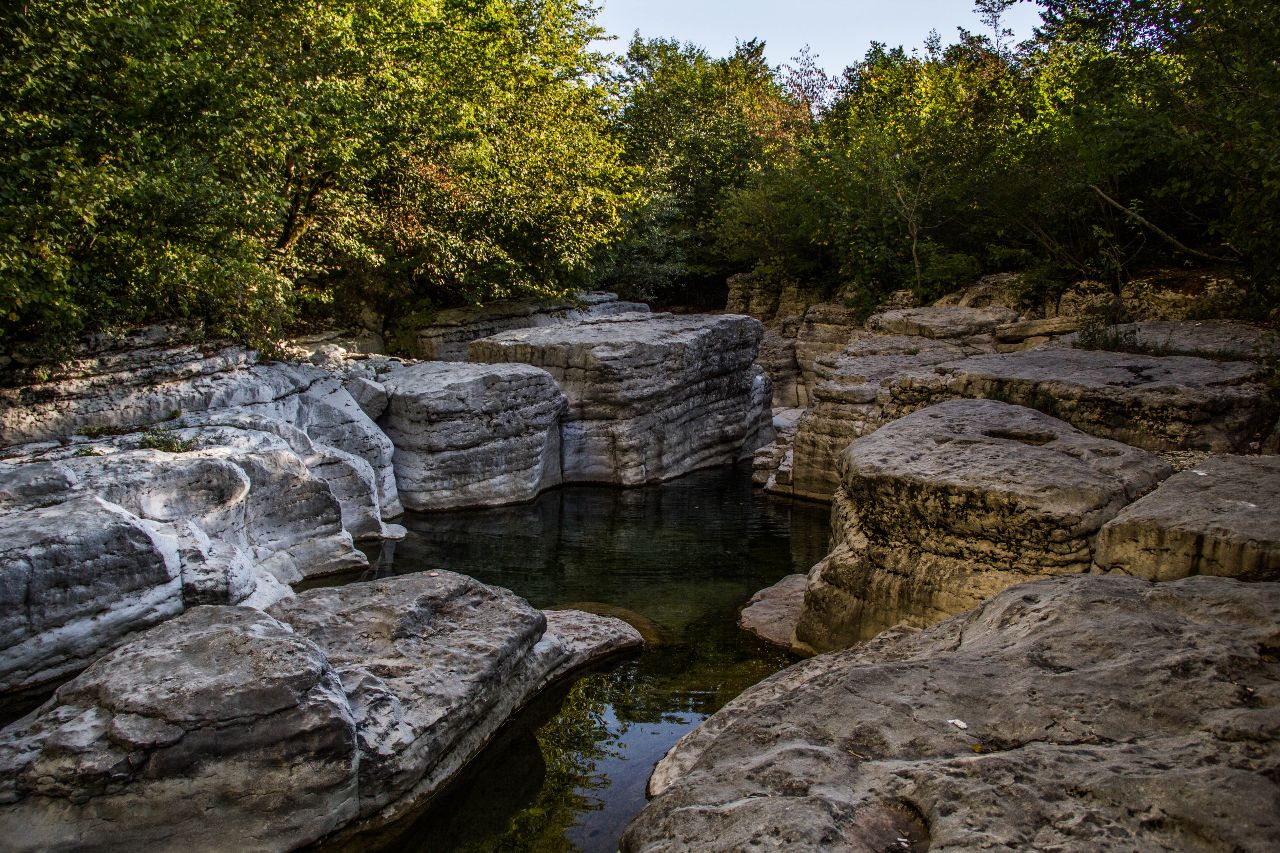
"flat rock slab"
1095,454,1280,581
867,306,1018,339
470,314,773,486
379,362,566,510
1061,320,1280,361
624,575,1280,852
738,574,807,649
794,399,1171,651
922,347,1276,452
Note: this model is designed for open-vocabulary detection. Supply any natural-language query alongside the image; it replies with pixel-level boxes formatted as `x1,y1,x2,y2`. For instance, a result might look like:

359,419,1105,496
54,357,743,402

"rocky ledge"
792,399,1172,653
470,313,774,485
0,572,642,852
625,574,1280,852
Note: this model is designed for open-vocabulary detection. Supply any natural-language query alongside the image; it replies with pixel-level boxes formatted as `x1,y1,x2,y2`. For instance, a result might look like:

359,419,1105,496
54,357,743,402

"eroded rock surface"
379,362,566,509
1095,454,1280,581
625,575,1280,852
794,400,1171,652
0,574,642,852
738,574,808,649
866,305,1018,339
470,314,774,485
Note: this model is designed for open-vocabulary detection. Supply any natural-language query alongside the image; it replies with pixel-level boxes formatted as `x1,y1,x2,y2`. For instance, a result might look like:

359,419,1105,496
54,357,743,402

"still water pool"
322,464,830,852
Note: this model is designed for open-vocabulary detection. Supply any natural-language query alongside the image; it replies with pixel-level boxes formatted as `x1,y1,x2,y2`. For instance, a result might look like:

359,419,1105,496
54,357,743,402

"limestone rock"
1062,319,1280,362
931,273,1025,312
867,305,1019,339
793,304,864,402
1095,454,1280,581
379,362,566,510
624,575,1280,853
0,495,183,697
0,606,360,853
793,400,1171,651
469,314,774,486
916,347,1277,453
738,574,807,649
412,292,649,361
268,572,642,835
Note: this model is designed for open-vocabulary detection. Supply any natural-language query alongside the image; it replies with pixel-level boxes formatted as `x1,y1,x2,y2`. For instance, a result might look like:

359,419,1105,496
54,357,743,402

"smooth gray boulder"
0,495,183,698
470,314,774,486
738,574,808,649
0,606,359,853
379,362,566,510
794,400,1171,652
1095,454,1280,581
624,575,1280,853
0,574,642,851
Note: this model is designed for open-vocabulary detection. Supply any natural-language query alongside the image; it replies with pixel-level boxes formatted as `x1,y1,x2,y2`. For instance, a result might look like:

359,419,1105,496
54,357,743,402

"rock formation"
411,292,648,361
792,400,1171,652
470,313,774,485
1094,454,1280,581
625,575,1280,852
0,573,642,852
379,362,566,510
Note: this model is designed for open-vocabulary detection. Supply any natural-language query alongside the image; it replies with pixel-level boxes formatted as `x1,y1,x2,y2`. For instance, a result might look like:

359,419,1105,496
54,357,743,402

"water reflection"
318,464,830,853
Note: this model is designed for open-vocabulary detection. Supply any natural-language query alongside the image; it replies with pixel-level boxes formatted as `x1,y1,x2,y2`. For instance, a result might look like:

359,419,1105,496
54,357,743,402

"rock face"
0,573,643,852
793,400,1171,652
625,575,1280,853
1095,454,1280,581
1062,319,1280,361
866,305,1018,339
412,292,649,361
470,314,774,485
379,362,566,510
738,574,808,649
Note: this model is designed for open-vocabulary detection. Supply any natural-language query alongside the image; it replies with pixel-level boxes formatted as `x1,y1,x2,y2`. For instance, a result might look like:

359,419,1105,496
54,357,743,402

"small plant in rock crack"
139,428,198,453
72,446,102,457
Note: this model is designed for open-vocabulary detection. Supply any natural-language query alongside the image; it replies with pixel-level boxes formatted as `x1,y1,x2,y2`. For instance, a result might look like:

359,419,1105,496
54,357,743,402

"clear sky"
592,0,1045,73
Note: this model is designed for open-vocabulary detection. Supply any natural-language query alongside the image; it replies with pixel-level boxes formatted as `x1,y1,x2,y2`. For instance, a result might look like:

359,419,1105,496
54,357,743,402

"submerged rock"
794,399,1171,652
625,575,1280,852
379,362,566,510
0,573,642,852
470,314,774,485
1095,454,1280,581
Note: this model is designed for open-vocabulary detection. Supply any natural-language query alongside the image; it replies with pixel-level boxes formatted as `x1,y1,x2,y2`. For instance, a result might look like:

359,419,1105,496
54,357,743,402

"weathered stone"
867,305,1019,339
793,304,863,402
793,400,1171,652
412,292,648,361
268,572,642,835
913,347,1277,453
470,314,774,486
379,362,566,510
1095,454,1280,581
994,316,1082,342
1120,273,1250,321
624,575,1280,853
0,606,360,853
931,273,1025,312
0,495,183,697
738,574,807,649
1062,320,1280,361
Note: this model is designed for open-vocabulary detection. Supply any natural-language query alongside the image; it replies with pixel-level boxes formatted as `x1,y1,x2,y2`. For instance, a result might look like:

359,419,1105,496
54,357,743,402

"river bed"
310,463,830,852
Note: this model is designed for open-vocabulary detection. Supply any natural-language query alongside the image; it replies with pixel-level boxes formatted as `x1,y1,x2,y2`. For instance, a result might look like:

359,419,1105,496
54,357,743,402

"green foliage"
1,0,631,355
138,427,197,453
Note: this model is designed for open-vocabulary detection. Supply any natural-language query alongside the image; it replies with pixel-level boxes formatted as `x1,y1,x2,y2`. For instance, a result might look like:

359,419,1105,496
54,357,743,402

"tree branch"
1088,184,1237,263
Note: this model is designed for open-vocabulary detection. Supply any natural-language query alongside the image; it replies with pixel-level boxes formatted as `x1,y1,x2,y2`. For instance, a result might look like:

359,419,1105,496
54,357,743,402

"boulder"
793,400,1171,652
0,606,359,853
1095,454,1280,581
379,362,566,510
0,575,643,851
738,574,808,649
866,305,1019,339
469,314,774,486
412,292,649,361
624,575,1280,853
0,495,183,698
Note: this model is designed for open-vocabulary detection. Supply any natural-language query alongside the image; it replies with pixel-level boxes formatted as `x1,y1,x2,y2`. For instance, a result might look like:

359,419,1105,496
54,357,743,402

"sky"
591,0,1045,73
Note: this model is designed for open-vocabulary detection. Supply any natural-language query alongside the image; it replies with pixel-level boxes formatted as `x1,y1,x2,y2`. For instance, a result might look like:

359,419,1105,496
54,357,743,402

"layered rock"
1061,319,1280,362
470,314,774,486
0,573,641,852
411,292,648,361
866,305,1018,340
379,362,566,510
1095,454,1280,581
793,400,1171,652
626,574,1280,852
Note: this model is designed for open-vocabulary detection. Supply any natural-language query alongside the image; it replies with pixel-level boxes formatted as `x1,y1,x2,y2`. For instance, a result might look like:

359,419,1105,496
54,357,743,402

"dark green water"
330,464,831,852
